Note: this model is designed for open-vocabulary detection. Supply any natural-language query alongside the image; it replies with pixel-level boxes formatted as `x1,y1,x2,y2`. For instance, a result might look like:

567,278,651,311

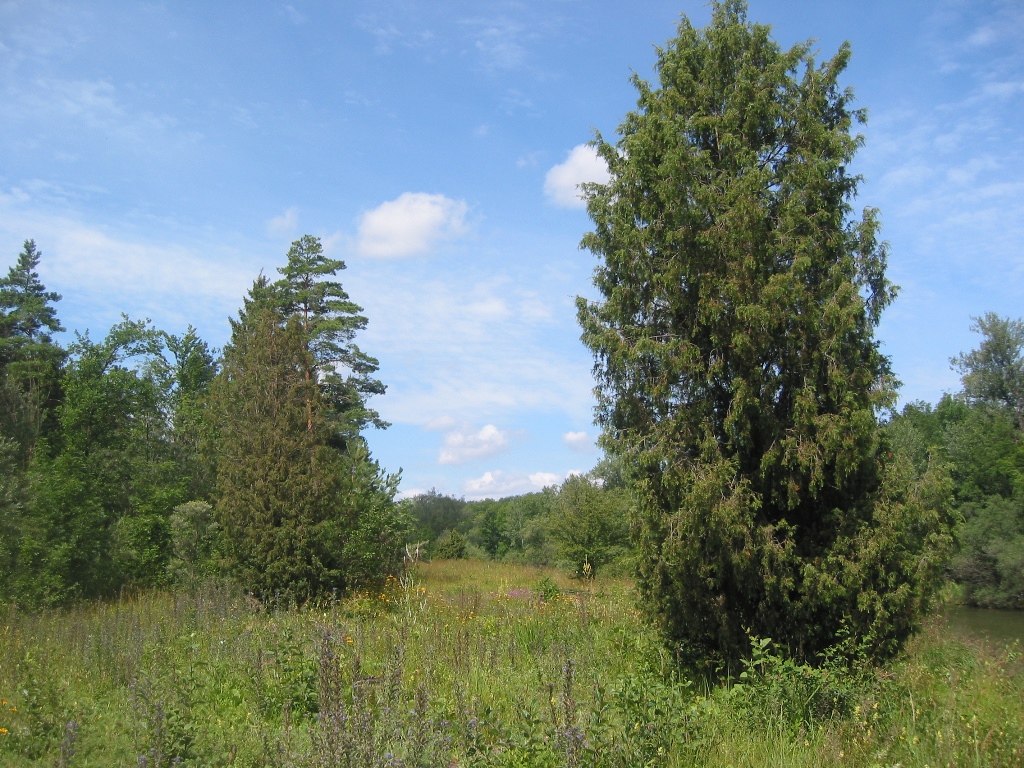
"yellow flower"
0,728,7,735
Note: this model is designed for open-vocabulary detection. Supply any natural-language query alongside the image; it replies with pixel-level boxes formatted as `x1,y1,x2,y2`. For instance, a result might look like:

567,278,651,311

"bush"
432,529,467,560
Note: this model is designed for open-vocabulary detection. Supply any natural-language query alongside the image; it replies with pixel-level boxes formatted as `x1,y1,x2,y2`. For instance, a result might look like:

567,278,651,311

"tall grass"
0,560,1022,766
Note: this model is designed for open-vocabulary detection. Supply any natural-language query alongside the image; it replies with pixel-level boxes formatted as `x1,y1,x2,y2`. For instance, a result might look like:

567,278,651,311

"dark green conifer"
212,269,403,598
578,1,954,665
0,239,66,462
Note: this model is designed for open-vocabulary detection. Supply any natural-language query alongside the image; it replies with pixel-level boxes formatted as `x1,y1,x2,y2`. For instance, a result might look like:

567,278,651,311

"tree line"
405,458,632,577
887,313,1024,610
0,235,406,606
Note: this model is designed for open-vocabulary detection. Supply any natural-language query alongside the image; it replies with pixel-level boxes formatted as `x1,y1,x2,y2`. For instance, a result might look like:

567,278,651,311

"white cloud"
425,415,457,431
562,431,593,451
357,192,468,257
475,27,526,69
517,150,543,168
439,423,509,465
396,487,428,501
529,471,561,487
967,25,997,47
544,145,610,208
266,206,299,237
10,77,201,152
463,469,563,499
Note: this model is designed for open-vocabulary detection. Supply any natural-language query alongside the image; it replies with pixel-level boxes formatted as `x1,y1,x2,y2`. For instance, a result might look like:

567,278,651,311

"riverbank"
1,560,1022,766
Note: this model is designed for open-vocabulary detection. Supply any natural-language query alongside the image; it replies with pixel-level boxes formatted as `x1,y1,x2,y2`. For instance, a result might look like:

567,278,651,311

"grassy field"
1,560,1022,767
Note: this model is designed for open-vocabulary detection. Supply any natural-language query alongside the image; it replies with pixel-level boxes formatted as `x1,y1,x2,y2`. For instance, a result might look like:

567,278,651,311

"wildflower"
0,728,7,735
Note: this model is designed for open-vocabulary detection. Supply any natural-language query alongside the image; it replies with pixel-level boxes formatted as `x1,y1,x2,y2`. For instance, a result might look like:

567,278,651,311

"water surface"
944,606,1024,646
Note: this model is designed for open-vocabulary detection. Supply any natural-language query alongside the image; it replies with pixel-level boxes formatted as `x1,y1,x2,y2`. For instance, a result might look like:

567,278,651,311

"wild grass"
0,560,1021,766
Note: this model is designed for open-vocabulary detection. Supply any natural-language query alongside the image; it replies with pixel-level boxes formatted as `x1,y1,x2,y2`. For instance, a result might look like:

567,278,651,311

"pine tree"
273,235,387,438
578,1,954,665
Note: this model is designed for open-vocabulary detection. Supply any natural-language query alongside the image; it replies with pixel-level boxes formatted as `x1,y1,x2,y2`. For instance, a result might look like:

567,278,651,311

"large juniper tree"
213,242,403,598
578,1,953,665
212,283,351,597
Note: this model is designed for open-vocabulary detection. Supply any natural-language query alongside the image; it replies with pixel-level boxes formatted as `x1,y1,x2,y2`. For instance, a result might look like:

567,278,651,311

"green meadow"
1,560,1022,767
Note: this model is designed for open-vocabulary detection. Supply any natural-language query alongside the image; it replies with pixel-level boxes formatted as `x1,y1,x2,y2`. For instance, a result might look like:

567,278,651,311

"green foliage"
535,575,561,601
950,495,1024,608
409,489,469,544
168,501,221,584
0,437,25,602
406,489,565,566
272,233,387,436
476,501,506,557
0,240,65,465
2,562,1024,767
211,290,351,598
159,327,219,502
889,314,1024,609
952,312,1024,426
944,404,1024,502
577,0,952,666
8,318,202,605
549,475,629,577
432,529,467,560
731,636,868,732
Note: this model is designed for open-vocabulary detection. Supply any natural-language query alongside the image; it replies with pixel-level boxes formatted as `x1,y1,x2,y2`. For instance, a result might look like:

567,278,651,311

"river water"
943,606,1024,646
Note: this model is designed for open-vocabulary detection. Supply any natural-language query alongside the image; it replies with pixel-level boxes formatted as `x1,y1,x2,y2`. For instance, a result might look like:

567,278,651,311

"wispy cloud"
463,469,562,499
438,423,510,465
10,77,201,151
544,145,609,208
350,270,593,428
357,192,469,258
282,5,306,25
266,206,299,237
0,190,256,335
562,431,593,451
467,18,528,70
356,14,436,56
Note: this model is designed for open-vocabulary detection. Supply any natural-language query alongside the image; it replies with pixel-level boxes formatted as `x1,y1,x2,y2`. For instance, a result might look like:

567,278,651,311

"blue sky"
1,1,1022,499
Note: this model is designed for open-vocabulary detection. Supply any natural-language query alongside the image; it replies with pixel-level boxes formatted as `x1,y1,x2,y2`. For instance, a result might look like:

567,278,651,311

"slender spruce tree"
0,239,66,463
578,1,954,665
